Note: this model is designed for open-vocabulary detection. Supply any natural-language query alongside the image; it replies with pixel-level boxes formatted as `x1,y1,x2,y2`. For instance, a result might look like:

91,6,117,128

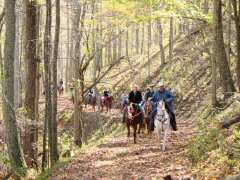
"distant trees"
213,0,235,100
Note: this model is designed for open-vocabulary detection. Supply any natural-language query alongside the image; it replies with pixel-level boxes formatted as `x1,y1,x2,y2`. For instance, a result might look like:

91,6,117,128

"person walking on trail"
150,81,177,131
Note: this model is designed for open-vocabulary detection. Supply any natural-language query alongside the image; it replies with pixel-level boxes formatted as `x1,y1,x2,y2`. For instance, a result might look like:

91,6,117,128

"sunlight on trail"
51,96,195,179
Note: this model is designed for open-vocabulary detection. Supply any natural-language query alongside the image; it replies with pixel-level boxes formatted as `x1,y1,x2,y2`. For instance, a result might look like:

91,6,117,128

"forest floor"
50,96,197,180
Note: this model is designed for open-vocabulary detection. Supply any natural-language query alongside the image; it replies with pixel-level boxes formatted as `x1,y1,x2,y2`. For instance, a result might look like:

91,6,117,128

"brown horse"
124,103,142,144
100,95,114,112
143,100,152,134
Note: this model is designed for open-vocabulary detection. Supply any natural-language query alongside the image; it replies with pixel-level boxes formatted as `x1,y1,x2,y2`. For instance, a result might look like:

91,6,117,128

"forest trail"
51,96,197,179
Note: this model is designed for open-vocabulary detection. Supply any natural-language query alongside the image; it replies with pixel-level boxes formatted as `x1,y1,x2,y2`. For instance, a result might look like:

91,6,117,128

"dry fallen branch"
220,115,240,129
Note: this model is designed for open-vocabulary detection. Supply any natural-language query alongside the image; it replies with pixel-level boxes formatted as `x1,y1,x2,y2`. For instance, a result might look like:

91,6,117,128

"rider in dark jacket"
144,87,154,102
128,85,143,123
128,85,142,104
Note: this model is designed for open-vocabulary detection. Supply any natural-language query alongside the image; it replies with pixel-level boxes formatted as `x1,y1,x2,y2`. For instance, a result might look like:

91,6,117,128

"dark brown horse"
124,103,142,144
84,94,96,112
100,95,114,112
143,100,152,134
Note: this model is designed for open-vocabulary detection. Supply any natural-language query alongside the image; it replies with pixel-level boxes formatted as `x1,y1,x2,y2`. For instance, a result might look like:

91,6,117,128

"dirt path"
52,113,196,180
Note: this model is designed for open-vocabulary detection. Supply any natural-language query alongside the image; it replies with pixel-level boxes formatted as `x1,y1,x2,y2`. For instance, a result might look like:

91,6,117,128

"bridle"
124,103,141,121
156,101,169,132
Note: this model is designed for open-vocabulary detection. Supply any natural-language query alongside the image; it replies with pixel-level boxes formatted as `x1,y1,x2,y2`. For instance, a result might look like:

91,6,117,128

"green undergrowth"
188,94,240,179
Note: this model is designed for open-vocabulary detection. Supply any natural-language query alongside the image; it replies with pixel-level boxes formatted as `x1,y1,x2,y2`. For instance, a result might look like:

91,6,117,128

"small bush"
187,127,219,163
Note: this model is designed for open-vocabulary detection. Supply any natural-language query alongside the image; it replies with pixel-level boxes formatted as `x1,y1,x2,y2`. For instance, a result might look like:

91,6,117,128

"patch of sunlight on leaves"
37,122,125,180
116,149,129,158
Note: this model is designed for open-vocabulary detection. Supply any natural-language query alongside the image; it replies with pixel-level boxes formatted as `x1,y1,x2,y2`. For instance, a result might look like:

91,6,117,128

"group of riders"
121,82,177,132
55,78,177,132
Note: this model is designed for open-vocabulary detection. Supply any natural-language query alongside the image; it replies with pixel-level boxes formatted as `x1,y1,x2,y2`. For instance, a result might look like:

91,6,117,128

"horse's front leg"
133,125,137,144
162,126,169,151
137,123,141,134
146,118,150,135
127,123,130,138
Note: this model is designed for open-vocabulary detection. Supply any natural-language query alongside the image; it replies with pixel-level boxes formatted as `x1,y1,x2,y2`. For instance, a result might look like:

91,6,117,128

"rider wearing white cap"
150,81,177,131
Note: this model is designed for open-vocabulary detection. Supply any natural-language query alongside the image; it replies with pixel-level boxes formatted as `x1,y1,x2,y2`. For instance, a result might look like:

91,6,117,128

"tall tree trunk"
3,0,25,174
65,1,70,91
51,0,60,165
147,22,151,78
141,22,145,54
43,0,53,168
112,30,117,61
107,40,112,64
211,48,217,107
73,4,82,147
213,0,235,97
203,0,209,14
169,17,174,61
23,0,38,168
118,27,122,59
232,0,240,90
158,19,165,65
226,0,232,64
14,7,20,108
125,26,129,57
135,23,139,54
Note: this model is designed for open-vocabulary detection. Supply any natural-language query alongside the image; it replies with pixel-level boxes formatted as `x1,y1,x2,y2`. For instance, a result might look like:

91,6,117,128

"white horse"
154,100,171,151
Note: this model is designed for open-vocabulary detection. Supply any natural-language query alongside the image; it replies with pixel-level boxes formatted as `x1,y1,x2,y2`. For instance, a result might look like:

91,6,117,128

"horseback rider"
59,78,63,86
150,81,177,131
144,86,154,102
103,90,109,97
58,78,64,92
128,85,142,105
128,85,144,123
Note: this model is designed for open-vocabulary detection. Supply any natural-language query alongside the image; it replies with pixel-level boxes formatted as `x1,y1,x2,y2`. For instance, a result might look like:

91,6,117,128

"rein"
131,111,142,119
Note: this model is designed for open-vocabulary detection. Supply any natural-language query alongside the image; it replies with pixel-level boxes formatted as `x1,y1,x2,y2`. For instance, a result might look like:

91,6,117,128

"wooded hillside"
1,0,240,179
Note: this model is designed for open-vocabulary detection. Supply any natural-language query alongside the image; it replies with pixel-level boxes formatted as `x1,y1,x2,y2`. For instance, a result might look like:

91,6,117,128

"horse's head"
124,105,132,120
144,100,152,116
130,103,138,114
156,101,168,121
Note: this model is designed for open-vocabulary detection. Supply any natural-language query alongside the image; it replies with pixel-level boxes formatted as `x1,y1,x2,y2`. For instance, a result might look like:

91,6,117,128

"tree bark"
51,0,60,165
125,26,129,57
226,0,232,64
43,0,53,168
23,0,38,168
232,0,240,91
169,17,174,61
158,19,165,65
135,23,139,54
3,0,25,173
141,22,144,54
203,0,209,14
213,0,235,97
